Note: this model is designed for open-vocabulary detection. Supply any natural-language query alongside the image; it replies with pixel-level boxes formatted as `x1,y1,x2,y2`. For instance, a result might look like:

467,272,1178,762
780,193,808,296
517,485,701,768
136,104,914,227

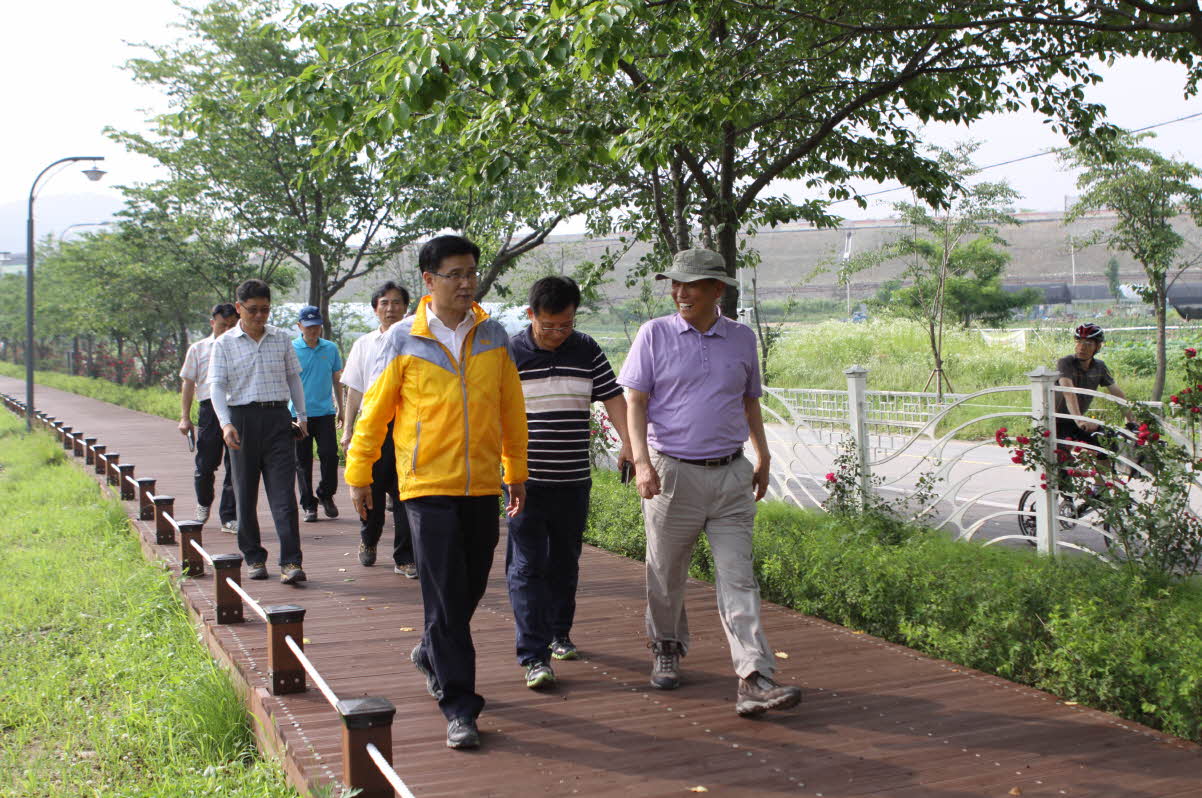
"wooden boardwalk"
3,374,1200,798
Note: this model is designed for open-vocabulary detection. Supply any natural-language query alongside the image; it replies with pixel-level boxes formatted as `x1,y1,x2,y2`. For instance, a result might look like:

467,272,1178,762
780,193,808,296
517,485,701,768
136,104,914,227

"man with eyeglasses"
504,275,631,690
209,279,309,585
344,235,528,750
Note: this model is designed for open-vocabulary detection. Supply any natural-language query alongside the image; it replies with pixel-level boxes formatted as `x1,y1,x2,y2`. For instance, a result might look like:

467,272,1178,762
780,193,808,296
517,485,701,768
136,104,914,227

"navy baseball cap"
298,306,323,327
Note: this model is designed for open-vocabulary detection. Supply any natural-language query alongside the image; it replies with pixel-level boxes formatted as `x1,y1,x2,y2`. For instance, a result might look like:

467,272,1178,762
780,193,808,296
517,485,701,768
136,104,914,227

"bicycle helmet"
1074,323,1104,342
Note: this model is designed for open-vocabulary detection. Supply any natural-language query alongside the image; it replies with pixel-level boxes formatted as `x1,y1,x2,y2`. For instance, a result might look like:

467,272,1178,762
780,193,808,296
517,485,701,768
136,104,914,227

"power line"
837,110,1202,204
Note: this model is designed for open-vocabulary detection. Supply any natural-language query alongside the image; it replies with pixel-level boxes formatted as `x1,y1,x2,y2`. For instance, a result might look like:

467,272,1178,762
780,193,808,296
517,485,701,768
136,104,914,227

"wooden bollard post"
153,495,176,544
105,453,120,486
136,479,156,521
60,426,73,449
84,437,97,464
337,697,397,798
92,446,107,475
72,433,84,458
265,605,307,695
117,464,136,500
212,554,245,624
178,521,204,577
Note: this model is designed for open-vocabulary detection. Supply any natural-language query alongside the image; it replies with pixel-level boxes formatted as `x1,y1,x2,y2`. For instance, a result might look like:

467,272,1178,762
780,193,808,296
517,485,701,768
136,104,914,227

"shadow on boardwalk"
3,374,1199,798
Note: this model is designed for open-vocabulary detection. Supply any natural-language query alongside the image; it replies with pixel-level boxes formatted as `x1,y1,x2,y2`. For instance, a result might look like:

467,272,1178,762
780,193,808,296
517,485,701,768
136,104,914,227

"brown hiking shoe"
650,640,682,690
736,672,802,717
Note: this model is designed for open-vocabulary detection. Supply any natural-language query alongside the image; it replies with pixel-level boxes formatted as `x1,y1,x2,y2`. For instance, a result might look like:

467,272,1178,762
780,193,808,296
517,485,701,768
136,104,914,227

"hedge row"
585,469,1202,743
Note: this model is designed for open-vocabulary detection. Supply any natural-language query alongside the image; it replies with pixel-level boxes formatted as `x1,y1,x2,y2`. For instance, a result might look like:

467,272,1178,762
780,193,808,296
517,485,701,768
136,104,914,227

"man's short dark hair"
528,276,581,315
371,281,410,310
418,235,480,274
211,303,237,319
235,279,271,303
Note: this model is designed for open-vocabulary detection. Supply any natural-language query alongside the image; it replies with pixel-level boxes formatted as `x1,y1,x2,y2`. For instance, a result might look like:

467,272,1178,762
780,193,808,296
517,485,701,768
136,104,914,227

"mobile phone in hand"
620,461,634,485
186,428,196,452
291,421,306,440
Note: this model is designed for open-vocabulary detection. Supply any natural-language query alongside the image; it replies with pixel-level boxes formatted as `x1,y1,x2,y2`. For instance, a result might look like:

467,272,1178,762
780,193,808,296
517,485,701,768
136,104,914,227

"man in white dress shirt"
178,303,238,529
340,281,416,577
208,279,309,584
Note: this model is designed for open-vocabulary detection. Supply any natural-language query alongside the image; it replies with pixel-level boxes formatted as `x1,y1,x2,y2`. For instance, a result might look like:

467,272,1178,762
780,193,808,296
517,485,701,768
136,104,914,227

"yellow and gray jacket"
344,296,528,500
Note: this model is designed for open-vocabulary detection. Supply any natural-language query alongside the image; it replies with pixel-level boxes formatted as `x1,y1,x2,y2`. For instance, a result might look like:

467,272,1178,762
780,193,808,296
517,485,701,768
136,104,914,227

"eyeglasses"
536,319,576,333
429,270,480,283
240,305,271,316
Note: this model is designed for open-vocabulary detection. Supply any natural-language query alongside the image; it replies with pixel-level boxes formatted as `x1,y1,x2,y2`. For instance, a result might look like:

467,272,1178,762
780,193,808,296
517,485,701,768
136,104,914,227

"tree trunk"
115,336,125,385
1153,282,1168,402
308,249,329,339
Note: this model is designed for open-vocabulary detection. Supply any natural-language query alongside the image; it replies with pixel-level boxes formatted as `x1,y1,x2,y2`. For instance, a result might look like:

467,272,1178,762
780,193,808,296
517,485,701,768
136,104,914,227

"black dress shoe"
446,717,479,749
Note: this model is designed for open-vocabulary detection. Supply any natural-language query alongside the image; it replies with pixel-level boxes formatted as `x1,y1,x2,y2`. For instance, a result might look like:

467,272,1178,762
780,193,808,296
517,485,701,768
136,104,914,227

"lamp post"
25,156,106,431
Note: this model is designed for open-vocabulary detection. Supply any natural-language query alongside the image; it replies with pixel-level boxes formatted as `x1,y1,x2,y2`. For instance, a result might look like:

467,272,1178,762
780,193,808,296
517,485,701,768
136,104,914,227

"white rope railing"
284,634,340,709
224,578,269,622
189,539,214,565
366,743,417,798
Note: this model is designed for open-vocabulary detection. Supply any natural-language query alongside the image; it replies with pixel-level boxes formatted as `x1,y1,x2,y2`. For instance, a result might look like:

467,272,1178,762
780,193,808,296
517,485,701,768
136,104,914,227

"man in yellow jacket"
345,235,528,750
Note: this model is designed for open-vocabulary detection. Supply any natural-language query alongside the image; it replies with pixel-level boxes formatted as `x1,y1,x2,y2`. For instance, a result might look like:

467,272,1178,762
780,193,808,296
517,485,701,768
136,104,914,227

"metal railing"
0,392,414,798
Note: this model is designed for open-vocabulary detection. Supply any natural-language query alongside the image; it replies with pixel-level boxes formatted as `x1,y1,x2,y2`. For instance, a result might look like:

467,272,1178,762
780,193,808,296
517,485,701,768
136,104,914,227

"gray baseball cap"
654,248,737,287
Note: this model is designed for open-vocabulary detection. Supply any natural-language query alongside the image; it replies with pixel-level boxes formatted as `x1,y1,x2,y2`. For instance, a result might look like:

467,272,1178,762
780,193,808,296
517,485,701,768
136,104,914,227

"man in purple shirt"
618,248,801,718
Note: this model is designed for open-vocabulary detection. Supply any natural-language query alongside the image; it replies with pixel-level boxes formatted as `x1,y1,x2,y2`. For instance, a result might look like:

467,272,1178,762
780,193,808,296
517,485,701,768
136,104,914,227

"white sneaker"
194,505,211,523
221,520,238,535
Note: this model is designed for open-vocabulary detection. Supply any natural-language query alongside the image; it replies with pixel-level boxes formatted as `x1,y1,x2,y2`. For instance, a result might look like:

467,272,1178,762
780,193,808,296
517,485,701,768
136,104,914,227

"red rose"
997,427,1008,435
825,473,837,482
1193,407,1201,414
1186,347,1197,358
1016,435,1030,445
1011,455,1023,464
1172,395,1180,404
1151,433,1160,442
1042,430,1051,438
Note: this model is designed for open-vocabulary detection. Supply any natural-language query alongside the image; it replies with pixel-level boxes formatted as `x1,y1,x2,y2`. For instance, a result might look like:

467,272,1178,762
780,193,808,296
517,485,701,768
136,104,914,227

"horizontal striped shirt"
510,327,621,486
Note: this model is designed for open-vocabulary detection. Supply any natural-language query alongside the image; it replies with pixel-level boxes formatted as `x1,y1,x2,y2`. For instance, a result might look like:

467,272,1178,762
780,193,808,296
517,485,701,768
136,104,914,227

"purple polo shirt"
618,313,761,460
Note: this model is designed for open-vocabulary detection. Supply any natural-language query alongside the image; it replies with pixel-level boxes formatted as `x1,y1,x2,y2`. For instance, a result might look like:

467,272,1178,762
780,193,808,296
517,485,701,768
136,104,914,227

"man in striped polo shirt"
506,276,631,689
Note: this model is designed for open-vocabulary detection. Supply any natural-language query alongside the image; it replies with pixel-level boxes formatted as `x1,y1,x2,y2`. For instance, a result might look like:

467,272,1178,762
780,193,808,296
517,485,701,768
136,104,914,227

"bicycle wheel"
1016,490,1038,545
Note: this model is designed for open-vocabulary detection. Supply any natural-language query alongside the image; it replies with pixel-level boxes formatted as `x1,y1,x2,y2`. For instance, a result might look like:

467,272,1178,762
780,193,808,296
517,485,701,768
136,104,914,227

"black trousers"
228,405,302,567
195,399,236,524
360,421,414,565
295,414,339,511
506,484,590,664
405,495,499,721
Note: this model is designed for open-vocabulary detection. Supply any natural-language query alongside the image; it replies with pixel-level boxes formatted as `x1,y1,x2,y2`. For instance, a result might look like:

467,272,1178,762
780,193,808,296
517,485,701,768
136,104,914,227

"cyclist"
1055,323,1135,447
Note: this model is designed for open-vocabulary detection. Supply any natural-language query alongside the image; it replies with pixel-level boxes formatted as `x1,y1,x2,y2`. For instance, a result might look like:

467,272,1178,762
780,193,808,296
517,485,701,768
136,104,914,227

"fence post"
265,605,307,695
117,464,136,500
84,437,97,464
844,364,873,508
92,445,107,475
60,426,73,450
1028,367,1061,556
153,495,176,544
212,554,245,624
337,697,397,798
72,433,84,458
178,521,204,577
105,453,120,486
136,479,156,520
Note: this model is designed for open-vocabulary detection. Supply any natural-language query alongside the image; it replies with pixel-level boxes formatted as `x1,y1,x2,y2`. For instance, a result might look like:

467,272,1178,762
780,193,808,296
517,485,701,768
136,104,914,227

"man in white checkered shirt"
209,279,309,585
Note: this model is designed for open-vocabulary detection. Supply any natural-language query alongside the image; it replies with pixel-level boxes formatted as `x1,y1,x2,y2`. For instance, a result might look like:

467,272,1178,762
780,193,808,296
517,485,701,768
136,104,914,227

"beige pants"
643,450,774,679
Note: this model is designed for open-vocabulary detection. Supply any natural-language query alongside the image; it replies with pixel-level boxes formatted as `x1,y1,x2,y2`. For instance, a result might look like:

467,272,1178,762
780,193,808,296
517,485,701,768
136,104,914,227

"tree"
286,1,1108,317
1105,256,1122,300
850,143,1020,398
111,0,419,337
1063,131,1202,401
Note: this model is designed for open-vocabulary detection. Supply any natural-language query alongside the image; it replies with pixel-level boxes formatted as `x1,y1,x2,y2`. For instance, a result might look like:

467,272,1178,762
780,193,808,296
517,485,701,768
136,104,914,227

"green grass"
587,468,1202,743
0,362,181,422
0,410,296,797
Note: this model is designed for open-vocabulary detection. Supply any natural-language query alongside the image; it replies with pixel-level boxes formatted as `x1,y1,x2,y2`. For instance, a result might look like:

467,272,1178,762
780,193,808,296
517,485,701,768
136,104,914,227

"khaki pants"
643,450,774,679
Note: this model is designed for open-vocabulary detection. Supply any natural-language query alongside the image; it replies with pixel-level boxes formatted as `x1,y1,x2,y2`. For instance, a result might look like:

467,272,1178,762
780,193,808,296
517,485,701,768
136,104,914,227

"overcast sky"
4,0,1202,251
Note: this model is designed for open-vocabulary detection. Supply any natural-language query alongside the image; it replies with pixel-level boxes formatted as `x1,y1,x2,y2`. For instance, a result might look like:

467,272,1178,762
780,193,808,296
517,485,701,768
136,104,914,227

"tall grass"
0,411,295,797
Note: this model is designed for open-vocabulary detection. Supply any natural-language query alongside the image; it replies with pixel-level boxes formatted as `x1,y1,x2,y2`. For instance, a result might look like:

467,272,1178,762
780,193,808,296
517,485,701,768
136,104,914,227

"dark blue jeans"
359,421,413,565
505,483,591,665
195,399,236,524
405,494,499,722
228,405,302,567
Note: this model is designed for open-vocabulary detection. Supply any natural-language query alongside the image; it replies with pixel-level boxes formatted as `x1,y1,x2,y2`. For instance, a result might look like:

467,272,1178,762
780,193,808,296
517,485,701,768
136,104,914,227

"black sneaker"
303,507,318,523
358,544,377,566
410,643,443,700
650,640,681,690
320,497,339,518
446,717,479,749
524,660,556,690
550,637,579,661
735,672,802,717
280,564,306,584
247,561,268,580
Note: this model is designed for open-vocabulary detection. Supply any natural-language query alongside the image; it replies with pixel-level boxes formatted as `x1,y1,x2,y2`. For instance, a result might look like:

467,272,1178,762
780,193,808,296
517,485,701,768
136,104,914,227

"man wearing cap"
178,302,239,531
209,278,308,585
617,247,801,718
293,305,344,523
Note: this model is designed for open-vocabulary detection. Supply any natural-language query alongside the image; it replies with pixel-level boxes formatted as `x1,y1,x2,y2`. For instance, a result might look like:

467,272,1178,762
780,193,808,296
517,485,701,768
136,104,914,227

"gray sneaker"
410,643,443,700
550,637,579,661
358,544,377,566
193,505,210,524
280,564,307,585
650,640,681,690
446,717,479,749
394,562,418,579
221,520,238,535
303,507,318,523
247,561,268,580
735,672,802,717
524,661,556,690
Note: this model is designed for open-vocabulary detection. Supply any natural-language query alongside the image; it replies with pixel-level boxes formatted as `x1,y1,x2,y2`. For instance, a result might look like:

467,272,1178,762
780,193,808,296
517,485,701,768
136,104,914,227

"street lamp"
25,156,106,431
58,221,115,240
